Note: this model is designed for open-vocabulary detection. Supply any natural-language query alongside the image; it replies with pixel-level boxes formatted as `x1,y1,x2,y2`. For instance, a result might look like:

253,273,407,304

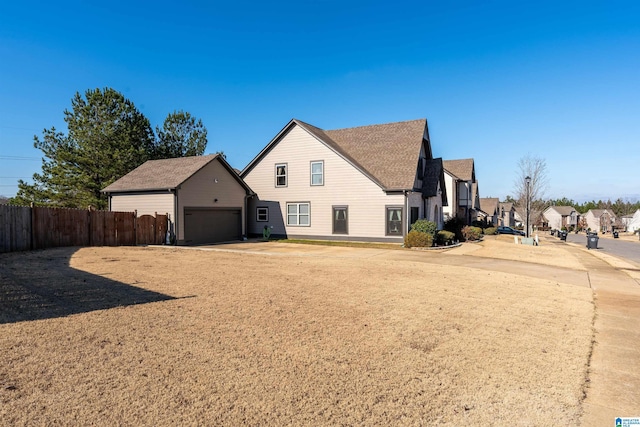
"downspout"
404,190,409,238
244,193,254,239
173,188,178,245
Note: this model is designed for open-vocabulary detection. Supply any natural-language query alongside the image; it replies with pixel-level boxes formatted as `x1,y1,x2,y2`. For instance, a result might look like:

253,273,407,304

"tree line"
507,155,638,227
545,197,640,217
10,87,209,209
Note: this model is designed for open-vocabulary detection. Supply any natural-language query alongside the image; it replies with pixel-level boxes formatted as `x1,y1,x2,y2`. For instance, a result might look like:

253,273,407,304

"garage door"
183,208,242,244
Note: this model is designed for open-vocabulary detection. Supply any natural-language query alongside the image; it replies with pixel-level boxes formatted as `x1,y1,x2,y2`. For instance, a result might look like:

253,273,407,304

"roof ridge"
325,118,426,132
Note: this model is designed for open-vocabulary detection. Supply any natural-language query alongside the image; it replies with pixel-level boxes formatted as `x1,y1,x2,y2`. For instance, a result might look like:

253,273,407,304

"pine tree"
12,88,155,209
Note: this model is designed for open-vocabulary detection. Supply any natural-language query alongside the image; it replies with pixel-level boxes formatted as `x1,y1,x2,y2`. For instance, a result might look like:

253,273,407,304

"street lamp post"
525,176,531,238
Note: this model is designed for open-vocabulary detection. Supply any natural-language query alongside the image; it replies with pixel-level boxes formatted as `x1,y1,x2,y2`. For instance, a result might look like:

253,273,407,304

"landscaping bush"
410,219,437,236
436,230,456,246
462,225,483,241
404,230,433,248
484,227,497,235
444,217,466,242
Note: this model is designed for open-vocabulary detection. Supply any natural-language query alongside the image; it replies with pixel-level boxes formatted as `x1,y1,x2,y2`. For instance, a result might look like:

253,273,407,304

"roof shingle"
443,159,475,181
102,154,220,193
298,119,428,190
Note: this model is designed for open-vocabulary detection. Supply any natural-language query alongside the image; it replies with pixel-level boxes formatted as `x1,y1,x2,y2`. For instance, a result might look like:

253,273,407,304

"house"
498,202,516,227
478,197,500,225
240,118,447,242
543,205,578,230
622,209,640,232
102,154,254,245
442,159,480,224
583,209,617,233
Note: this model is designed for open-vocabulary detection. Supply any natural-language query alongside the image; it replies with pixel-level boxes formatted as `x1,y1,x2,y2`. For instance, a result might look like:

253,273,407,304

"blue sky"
1,0,638,202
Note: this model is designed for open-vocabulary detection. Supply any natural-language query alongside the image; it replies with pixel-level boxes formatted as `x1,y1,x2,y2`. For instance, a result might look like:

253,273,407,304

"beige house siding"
443,172,455,220
244,125,406,240
544,209,563,230
176,159,248,240
110,192,175,219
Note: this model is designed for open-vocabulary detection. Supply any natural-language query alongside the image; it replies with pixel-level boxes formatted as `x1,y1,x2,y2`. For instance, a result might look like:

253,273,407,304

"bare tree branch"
513,154,549,230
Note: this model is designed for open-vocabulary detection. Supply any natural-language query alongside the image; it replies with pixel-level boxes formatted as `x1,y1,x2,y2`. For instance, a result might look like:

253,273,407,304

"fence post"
87,206,92,247
30,203,35,250
134,210,138,246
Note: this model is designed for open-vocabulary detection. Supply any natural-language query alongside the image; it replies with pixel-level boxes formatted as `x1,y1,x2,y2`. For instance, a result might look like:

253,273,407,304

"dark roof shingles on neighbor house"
549,205,576,216
102,154,220,193
479,197,500,215
443,159,474,181
298,119,428,191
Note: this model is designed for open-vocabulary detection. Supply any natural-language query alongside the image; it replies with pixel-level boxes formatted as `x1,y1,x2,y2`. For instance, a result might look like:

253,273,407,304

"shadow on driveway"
0,247,176,324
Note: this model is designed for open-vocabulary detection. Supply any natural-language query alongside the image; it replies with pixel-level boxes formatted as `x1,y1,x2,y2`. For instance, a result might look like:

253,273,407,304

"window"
256,207,269,222
386,206,403,236
333,206,348,234
287,202,310,226
310,161,324,186
275,163,287,187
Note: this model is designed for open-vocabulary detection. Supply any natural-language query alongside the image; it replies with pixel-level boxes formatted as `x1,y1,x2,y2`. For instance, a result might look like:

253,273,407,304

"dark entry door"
333,206,348,234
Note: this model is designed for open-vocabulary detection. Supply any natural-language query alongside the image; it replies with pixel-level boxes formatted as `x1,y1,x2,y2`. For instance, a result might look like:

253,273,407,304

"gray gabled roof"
547,205,576,216
479,197,500,215
586,209,616,219
499,202,514,212
242,118,431,191
443,158,475,181
102,154,252,194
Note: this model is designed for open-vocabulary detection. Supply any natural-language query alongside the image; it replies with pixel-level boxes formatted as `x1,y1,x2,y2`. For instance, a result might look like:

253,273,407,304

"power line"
0,155,41,160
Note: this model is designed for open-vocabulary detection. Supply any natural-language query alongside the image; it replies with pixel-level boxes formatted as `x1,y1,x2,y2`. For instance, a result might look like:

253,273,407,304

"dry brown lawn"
0,245,594,426
466,235,586,270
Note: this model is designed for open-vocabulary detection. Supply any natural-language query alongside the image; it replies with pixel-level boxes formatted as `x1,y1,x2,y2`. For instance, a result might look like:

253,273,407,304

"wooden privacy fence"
0,205,168,253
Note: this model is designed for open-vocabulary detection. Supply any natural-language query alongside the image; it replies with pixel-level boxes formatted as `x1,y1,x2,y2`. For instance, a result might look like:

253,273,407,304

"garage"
103,155,254,246
184,208,242,244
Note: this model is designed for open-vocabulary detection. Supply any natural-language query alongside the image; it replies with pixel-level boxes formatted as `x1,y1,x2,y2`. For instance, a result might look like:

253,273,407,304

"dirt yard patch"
0,245,593,425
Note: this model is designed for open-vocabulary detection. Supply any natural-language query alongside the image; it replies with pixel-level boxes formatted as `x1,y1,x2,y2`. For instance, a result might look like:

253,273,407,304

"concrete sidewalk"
569,247,640,426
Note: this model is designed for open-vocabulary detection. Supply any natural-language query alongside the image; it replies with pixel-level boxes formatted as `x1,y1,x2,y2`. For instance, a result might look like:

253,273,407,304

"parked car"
497,226,525,236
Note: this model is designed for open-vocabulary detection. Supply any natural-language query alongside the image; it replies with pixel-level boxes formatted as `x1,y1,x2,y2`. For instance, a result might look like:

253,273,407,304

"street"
565,232,640,265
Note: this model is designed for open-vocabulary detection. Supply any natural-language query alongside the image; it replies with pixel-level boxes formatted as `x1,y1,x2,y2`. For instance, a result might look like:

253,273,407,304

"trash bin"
560,231,567,241
587,234,599,249
613,231,619,238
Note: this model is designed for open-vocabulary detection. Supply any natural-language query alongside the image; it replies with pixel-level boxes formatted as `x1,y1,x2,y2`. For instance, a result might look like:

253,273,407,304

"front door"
333,206,348,235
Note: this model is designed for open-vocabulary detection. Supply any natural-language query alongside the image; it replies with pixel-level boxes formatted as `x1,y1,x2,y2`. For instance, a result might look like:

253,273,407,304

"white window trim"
256,207,269,222
286,202,310,227
310,160,324,186
275,163,287,188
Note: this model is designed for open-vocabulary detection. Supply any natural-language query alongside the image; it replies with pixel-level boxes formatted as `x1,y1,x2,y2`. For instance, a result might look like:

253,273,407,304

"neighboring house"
240,118,447,242
543,205,578,230
583,209,617,233
622,209,640,232
478,197,500,225
102,154,254,245
442,158,480,225
498,202,516,227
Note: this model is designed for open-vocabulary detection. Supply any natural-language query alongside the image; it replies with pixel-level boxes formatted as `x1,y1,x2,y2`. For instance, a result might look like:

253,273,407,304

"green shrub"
436,230,456,245
462,225,483,241
484,227,497,235
444,217,466,242
410,219,437,236
404,230,433,248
